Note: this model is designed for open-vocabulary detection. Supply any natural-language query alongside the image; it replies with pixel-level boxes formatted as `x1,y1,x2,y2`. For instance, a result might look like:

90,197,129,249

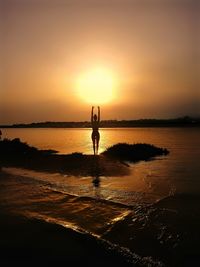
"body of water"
2,127,200,201
1,127,200,265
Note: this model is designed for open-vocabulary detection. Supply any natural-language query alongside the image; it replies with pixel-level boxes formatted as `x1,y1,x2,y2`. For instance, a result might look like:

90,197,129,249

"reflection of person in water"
91,106,100,155
92,176,100,188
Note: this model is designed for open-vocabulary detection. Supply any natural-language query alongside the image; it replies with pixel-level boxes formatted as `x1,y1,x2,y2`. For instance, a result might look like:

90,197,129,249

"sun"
75,67,117,104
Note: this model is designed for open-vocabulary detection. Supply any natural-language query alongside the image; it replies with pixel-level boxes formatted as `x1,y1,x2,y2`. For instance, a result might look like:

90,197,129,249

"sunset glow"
75,68,117,104
1,0,198,124
1,2,199,266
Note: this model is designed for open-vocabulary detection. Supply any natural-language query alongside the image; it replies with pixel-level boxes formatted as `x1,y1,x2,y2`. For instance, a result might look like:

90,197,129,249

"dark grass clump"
0,138,57,158
0,138,168,176
102,143,169,162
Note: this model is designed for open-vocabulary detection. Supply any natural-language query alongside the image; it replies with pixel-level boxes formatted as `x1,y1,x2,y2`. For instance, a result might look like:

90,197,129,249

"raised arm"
91,106,94,122
98,106,100,122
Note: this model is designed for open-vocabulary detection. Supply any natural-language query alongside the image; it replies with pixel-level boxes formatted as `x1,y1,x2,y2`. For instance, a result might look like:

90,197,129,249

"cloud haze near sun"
0,0,199,124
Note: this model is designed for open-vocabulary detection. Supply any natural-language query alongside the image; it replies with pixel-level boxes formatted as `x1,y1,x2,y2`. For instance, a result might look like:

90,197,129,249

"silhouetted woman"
91,106,100,155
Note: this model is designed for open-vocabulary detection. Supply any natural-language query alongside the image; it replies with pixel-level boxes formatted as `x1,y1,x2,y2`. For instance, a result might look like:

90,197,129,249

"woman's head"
93,114,97,121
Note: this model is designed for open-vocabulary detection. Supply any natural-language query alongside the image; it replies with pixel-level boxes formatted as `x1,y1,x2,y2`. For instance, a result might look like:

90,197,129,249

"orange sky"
0,0,199,124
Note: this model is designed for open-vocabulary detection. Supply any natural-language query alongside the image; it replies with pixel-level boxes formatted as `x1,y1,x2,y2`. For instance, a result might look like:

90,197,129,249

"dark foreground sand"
0,170,163,267
1,169,200,267
0,210,140,267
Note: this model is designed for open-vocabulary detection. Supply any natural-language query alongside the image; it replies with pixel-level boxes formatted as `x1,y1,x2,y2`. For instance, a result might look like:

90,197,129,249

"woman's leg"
96,132,100,155
91,132,96,155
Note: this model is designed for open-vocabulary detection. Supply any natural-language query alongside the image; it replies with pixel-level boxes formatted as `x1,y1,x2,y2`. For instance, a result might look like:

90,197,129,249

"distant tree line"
0,116,200,128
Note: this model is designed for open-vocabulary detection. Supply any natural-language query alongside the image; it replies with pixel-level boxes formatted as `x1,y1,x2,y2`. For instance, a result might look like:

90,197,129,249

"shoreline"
0,210,137,267
0,138,168,177
0,170,161,267
1,169,200,266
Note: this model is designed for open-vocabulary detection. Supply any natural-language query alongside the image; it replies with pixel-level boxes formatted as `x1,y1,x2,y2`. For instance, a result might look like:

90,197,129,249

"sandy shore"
0,209,137,267
0,170,165,267
0,170,152,267
1,169,200,267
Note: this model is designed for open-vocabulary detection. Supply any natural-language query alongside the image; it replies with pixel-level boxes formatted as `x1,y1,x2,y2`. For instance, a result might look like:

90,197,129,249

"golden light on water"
75,67,117,104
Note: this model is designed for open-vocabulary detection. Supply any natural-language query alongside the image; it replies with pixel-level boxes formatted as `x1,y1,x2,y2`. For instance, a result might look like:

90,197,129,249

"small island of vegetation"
0,138,169,176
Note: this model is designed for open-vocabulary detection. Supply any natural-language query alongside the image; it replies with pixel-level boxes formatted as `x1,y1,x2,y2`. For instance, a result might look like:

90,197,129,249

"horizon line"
1,115,200,127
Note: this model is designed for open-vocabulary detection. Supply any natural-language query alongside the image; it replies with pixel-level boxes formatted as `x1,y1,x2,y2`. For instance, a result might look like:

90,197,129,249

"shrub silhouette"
102,143,169,162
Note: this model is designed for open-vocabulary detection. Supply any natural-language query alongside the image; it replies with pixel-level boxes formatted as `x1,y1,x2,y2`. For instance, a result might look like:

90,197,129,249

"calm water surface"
2,128,200,205
1,127,200,264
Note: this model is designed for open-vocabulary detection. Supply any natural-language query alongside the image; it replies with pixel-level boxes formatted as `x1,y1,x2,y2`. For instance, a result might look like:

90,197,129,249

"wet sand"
0,209,139,267
1,170,200,267
0,170,162,267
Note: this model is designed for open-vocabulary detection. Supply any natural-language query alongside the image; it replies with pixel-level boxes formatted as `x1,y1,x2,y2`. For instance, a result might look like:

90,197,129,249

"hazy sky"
0,0,199,124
